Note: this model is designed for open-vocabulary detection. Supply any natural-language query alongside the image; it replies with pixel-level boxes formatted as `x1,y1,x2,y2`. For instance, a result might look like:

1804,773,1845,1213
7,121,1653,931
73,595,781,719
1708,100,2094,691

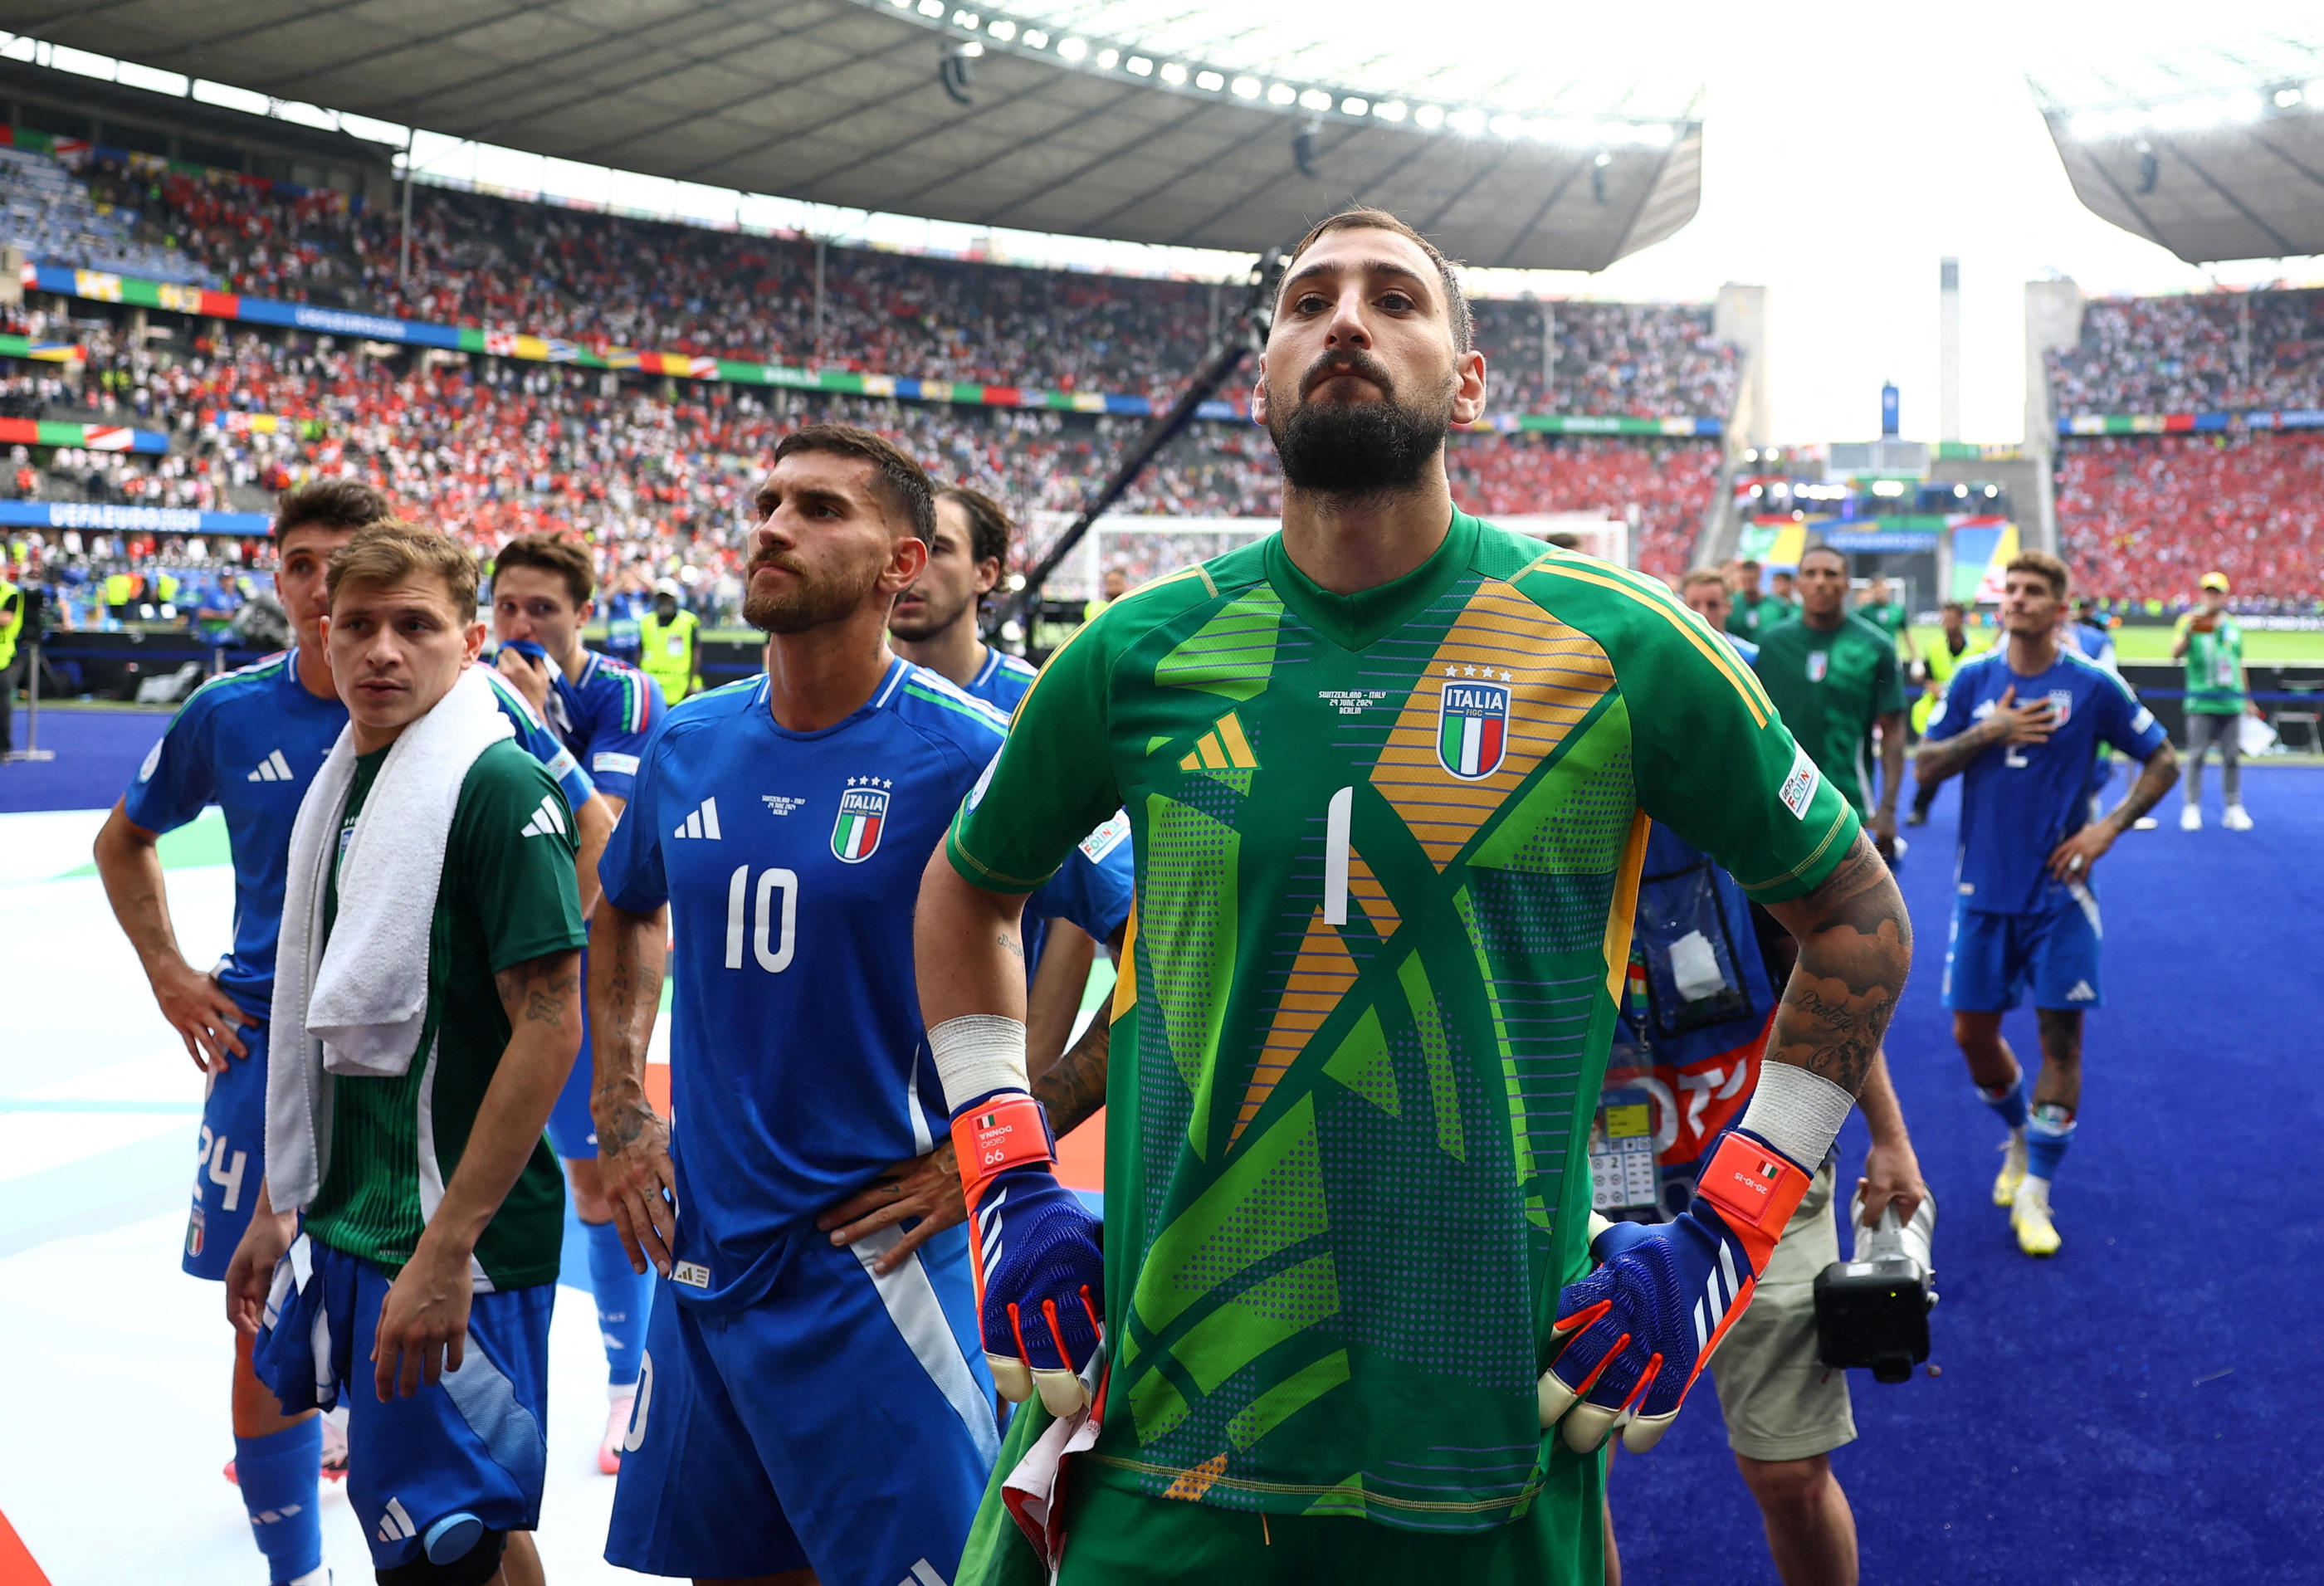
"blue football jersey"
122,652,594,1018
598,658,1010,1313
964,647,1039,718
959,646,1134,955
123,650,349,1019
1924,647,2166,916
540,649,664,803
479,666,598,813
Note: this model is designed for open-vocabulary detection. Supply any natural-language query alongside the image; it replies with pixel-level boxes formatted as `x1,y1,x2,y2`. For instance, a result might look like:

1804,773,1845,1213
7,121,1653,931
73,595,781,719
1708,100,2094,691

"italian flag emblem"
1437,680,1511,779
832,781,891,863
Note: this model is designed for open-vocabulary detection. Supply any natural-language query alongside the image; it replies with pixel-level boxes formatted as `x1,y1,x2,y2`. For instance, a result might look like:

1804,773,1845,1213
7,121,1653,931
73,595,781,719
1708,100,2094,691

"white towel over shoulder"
266,666,515,1210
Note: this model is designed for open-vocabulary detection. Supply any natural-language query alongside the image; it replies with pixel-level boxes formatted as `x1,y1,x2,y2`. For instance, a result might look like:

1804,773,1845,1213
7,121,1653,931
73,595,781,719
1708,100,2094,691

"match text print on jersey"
723,865,798,972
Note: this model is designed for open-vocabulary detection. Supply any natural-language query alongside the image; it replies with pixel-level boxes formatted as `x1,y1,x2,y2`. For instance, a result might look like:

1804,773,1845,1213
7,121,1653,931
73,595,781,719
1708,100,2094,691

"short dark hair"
1281,207,1473,355
2005,549,2070,600
274,478,391,540
937,485,1012,570
770,425,935,541
327,520,479,622
1941,600,1966,616
1545,531,1584,549
1798,544,1848,572
492,532,595,608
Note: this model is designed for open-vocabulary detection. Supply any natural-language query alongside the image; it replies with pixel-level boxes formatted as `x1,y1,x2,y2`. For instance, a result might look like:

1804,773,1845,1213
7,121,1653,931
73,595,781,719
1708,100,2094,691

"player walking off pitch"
1914,551,2178,1257
917,208,1913,1582
228,521,589,1586
594,427,1009,1586
487,531,666,1471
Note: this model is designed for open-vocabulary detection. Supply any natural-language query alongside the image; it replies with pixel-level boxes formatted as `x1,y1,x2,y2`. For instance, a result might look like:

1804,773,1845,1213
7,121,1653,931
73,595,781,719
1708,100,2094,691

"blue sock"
236,1418,323,1585
1980,1072,2030,1132
584,1216,652,1388
2026,1103,2076,1181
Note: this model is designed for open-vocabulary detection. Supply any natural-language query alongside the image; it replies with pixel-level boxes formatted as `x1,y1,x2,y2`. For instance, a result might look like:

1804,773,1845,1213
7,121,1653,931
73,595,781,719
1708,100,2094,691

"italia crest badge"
832,777,891,863
2046,689,2074,725
1437,678,1511,779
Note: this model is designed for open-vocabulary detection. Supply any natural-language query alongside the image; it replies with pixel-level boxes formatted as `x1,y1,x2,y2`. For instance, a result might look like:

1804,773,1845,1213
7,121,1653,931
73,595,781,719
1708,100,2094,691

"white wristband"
1738,1061,1855,1169
928,1014,1029,1112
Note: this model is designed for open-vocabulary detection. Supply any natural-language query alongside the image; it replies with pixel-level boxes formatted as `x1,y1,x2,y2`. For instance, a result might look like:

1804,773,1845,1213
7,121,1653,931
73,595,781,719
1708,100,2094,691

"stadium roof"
2029,35,2324,264
0,0,1703,271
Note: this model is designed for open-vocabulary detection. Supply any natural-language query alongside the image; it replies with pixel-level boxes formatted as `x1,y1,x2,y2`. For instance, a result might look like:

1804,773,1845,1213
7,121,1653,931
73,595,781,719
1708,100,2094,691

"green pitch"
1907,626,2324,665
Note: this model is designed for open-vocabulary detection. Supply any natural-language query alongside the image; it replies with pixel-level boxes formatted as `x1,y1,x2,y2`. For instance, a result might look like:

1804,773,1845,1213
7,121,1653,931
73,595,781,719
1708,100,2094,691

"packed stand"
1472,299,1737,417
1,315,1721,616
2047,289,2324,417
75,154,1740,419
1448,432,1716,578
2055,432,2324,603
0,144,210,285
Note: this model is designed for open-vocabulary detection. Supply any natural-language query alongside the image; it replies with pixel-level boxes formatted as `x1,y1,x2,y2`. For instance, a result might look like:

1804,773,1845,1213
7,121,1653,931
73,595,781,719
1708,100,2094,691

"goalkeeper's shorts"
1707,1162,1857,1462
1042,1468,1605,1586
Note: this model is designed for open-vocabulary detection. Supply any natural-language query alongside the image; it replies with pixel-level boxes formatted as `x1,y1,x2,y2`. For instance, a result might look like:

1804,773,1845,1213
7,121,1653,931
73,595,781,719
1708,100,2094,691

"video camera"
1814,1191,1937,1383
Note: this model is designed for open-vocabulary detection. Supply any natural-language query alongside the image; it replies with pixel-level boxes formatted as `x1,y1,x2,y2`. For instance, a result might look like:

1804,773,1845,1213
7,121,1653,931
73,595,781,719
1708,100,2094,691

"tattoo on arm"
2107,742,2179,829
1914,718,1997,787
1765,835,1911,1096
1033,1013,1111,1139
495,956,580,1026
996,932,1024,964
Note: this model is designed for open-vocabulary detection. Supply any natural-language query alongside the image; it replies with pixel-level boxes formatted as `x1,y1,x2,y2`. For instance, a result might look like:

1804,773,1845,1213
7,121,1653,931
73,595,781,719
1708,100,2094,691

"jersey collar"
749,656,914,740
1263,509,1479,652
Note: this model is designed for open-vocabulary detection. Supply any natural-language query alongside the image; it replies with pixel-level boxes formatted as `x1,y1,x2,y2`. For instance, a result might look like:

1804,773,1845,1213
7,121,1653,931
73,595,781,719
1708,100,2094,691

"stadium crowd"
2055,432,2324,604
61,149,1735,417
2046,288,2324,417
0,321,1716,622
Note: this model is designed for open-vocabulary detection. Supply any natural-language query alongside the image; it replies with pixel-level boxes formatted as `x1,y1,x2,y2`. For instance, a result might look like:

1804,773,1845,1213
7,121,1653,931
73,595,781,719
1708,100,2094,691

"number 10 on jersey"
724,865,798,972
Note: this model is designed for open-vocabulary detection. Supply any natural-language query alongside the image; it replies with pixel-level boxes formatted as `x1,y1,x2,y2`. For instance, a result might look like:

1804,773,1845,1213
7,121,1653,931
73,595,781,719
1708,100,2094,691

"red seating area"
2055,432,2324,602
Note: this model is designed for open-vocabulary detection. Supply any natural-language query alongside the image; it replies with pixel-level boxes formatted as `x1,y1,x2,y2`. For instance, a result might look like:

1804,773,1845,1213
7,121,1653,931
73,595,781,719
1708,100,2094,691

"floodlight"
1267,82,1296,105
1096,47,1119,68
1342,96,1368,115
1057,37,1086,59
1413,105,1444,128
1160,61,1186,84
1374,100,1408,122
1126,55,1153,76
1233,76,1262,98
987,17,1013,37
1196,70,1224,90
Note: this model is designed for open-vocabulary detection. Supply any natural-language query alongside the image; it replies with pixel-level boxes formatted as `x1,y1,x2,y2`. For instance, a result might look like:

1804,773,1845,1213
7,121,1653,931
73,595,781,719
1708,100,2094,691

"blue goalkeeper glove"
1539,1130,1813,1454
951,1094,1105,1417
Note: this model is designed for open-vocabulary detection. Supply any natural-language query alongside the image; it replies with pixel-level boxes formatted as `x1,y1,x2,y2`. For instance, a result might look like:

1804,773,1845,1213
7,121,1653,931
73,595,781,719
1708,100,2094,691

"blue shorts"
605,1221,1000,1586
1943,892,2103,1013
184,1016,268,1280
254,1236,554,1572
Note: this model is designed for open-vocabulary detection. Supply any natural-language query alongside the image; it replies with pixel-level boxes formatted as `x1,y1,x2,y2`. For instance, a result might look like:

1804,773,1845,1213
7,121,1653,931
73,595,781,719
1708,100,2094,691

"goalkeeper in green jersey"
915,208,1913,1584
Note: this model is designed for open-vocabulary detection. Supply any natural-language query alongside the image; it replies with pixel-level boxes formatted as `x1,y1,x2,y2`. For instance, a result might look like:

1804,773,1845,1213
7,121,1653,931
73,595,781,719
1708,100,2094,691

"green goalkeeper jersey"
948,512,1859,1536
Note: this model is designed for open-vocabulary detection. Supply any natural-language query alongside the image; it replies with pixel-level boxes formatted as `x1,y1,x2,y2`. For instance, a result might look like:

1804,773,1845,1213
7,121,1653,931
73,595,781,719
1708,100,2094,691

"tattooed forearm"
523,969,580,1025
996,932,1024,964
2106,742,2179,830
1915,716,2002,787
588,902,668,1120
1033,1012,1111,1139
1762,834,1912,1096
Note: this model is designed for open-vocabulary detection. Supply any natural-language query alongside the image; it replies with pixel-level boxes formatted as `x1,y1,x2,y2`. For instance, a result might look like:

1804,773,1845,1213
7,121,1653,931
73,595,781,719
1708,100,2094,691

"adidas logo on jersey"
896,1560,954,1586
519,795,568,839
671,797,723,840
246,749,295,783
376,1496,418,1545
2066,980,2097,1002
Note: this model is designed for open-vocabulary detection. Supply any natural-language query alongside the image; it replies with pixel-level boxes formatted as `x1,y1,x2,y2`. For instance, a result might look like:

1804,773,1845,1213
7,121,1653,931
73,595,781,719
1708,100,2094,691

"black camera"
1814,1193,1936,1384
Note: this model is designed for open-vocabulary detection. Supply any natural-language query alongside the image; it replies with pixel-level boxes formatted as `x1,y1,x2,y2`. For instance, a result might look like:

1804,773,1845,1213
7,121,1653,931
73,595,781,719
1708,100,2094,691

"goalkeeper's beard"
1266,350,1456,498
743,552,884,634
